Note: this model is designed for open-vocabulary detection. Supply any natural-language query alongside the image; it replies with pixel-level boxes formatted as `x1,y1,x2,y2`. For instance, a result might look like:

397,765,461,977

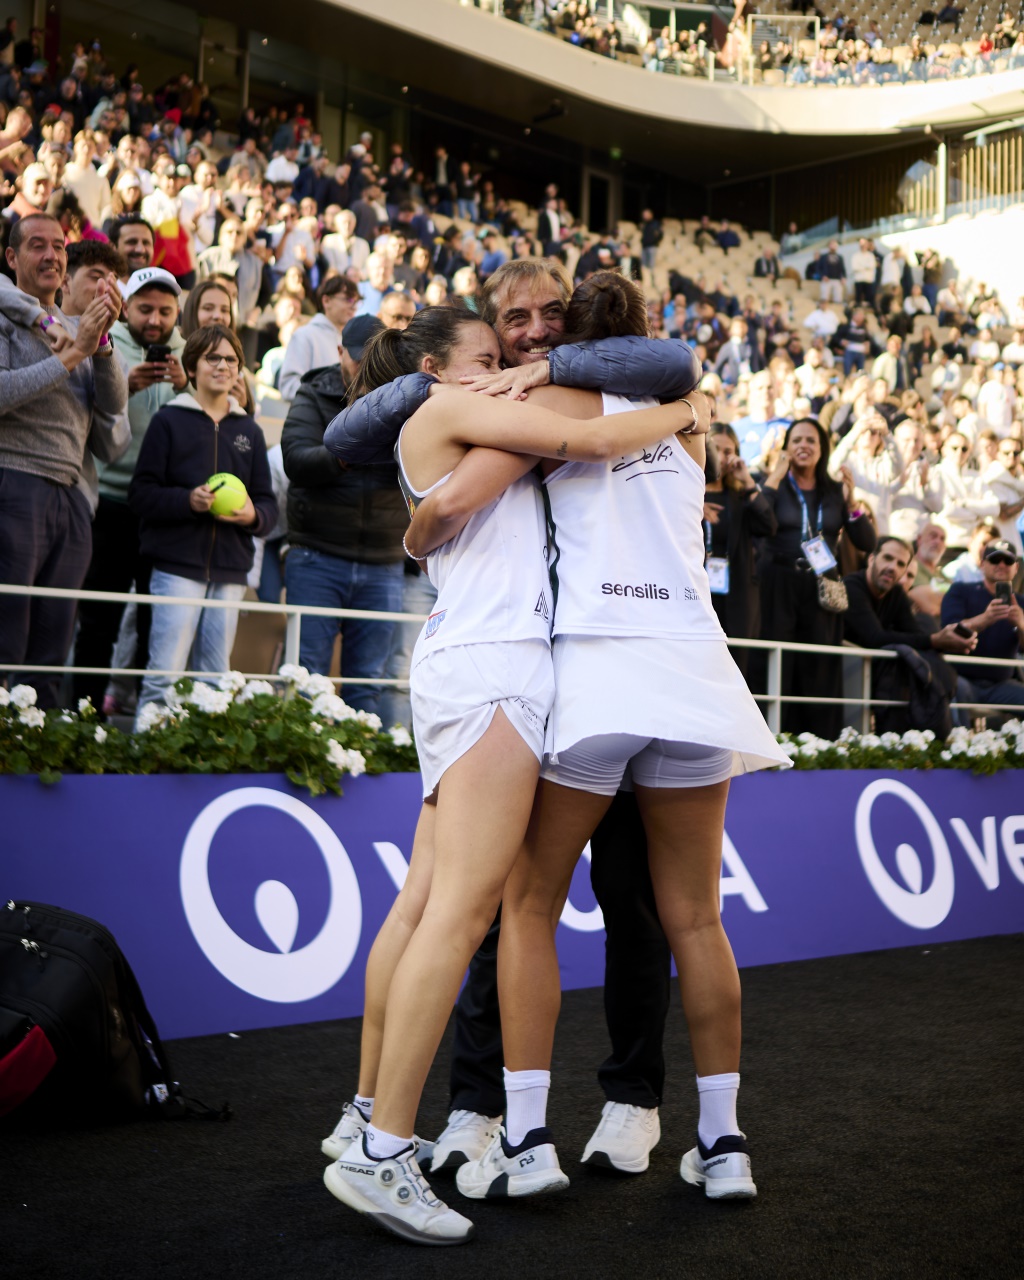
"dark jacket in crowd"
703,484,777,667
324,337,703,465
280,364,406,564
942,580,1024,683
129,394,278,585
842,570,933,650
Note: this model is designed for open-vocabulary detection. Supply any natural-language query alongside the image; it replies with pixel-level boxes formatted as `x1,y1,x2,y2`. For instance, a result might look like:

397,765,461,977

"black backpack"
0,900,229,1126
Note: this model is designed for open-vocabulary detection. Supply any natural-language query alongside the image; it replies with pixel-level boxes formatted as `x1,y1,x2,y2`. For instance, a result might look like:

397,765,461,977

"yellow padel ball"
208,472,247,516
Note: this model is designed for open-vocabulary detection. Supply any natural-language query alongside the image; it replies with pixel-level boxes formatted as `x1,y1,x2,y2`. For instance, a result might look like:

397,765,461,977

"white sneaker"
324,1133,475,1246
321,1101,370,1160
321,1102,437,1166
679,1134,757,1199
581,1101,661,1174
455,1125,570,1200
430,1109,502,1173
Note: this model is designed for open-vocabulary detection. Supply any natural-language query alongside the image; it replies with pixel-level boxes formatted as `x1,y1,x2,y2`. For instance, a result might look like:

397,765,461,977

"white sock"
353,1094,374,1119
503,1068,551,1146
365,1123,412,1160
696,1072,740,1149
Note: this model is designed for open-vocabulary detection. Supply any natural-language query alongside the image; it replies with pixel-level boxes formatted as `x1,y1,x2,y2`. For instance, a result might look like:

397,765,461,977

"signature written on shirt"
611,443,678,481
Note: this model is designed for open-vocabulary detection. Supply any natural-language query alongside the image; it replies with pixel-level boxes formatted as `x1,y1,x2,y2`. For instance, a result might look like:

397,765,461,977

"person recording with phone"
941,540,1024,712
73,266,188,714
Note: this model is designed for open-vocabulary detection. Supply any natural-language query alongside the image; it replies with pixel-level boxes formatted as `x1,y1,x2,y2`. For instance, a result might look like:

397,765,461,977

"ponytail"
351,327,410,401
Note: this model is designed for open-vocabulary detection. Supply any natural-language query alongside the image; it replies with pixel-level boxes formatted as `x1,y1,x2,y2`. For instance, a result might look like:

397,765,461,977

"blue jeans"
457,198,479,222
843,349,867,378
137,570,246,723
957,674,1024,716
284,546,403,713
379,569,437,731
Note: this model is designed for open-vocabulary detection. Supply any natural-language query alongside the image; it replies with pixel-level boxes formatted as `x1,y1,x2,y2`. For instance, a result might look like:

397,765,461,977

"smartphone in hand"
145,343,172,364
995,582,1013,606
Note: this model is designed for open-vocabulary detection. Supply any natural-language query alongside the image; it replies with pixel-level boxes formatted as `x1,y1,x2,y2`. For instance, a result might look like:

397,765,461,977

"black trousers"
449,791,672,1116
72,497,152,712
760,561,844,739
0,470,92,708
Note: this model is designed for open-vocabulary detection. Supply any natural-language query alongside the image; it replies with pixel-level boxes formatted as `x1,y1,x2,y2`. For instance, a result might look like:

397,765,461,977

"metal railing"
1,583,1022,733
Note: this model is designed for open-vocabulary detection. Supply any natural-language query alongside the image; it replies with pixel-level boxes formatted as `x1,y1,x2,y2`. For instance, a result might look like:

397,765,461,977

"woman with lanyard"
406,274,790,1209
759,417,875,738
320,305,709,1246
703,423,777,680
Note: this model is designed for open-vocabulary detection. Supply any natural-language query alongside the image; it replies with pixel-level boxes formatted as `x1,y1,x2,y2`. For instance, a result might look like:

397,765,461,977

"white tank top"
395,424,553,669
543,393,725,641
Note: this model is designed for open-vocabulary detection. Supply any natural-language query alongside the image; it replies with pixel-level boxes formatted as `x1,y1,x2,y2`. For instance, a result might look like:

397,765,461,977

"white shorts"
546,634,791,778
541,734,735,796
410,639,554,799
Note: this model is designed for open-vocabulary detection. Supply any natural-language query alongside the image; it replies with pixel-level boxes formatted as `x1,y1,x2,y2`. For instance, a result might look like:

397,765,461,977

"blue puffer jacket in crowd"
323,336,702,465
129,394,278,585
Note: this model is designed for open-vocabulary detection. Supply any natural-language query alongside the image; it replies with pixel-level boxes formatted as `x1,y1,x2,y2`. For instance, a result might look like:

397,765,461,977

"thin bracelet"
402,533,428,562
679,396,700,434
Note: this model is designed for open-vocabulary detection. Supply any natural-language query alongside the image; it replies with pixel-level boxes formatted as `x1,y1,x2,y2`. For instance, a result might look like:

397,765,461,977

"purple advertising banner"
2,771,1023,1040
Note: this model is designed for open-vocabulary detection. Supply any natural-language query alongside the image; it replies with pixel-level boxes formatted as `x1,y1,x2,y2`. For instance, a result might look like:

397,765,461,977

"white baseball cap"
123,267,182,299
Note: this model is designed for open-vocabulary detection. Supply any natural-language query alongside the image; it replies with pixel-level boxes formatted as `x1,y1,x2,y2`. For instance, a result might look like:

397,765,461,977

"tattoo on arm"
557,440,568,458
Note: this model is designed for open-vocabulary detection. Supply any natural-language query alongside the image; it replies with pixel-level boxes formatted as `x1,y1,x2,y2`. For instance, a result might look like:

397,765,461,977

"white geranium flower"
311,692,357,723
941,750,952,761
185,685,232,715
0,687,9,706
278,664,310,689
18,707,45,729
303,673,336,699
94,726,108,744
798,743,819,758
780,741,799,758
11,684,37,709
389,725,413,748
136,703,171,732
860,734,881,749
838,725,859,744
355,710,383,732
77,697,93,715
879,732,901,748
236,679,276,703
835,744,849,756
217,670,247,695
797,731,816,743
326,739,367,776
311,722,322,735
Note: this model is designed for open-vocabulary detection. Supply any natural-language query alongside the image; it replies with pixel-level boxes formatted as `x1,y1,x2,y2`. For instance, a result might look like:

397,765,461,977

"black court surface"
4,934,1022,1280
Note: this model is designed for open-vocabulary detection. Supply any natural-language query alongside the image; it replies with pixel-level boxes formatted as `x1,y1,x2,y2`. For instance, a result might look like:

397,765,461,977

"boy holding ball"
129,324,277,726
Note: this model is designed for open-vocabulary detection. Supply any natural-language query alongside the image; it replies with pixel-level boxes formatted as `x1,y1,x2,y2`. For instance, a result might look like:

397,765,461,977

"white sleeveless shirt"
543,393,724,641
396,425,553,670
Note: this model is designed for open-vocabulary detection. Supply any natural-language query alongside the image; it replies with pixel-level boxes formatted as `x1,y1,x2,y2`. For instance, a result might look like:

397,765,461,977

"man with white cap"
73,266,187,712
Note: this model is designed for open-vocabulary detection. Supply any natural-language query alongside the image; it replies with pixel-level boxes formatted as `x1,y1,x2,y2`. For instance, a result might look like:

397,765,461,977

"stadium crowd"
0,33,1022,738
461,0,1024,85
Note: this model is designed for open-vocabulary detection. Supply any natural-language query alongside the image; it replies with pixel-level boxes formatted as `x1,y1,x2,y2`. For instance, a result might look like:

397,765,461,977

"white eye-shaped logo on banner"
180,787,362,1002
854,778,954,929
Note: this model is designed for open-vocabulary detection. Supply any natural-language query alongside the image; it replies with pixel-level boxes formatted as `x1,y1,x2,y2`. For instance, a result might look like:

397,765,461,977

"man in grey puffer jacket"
0,213,127,706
